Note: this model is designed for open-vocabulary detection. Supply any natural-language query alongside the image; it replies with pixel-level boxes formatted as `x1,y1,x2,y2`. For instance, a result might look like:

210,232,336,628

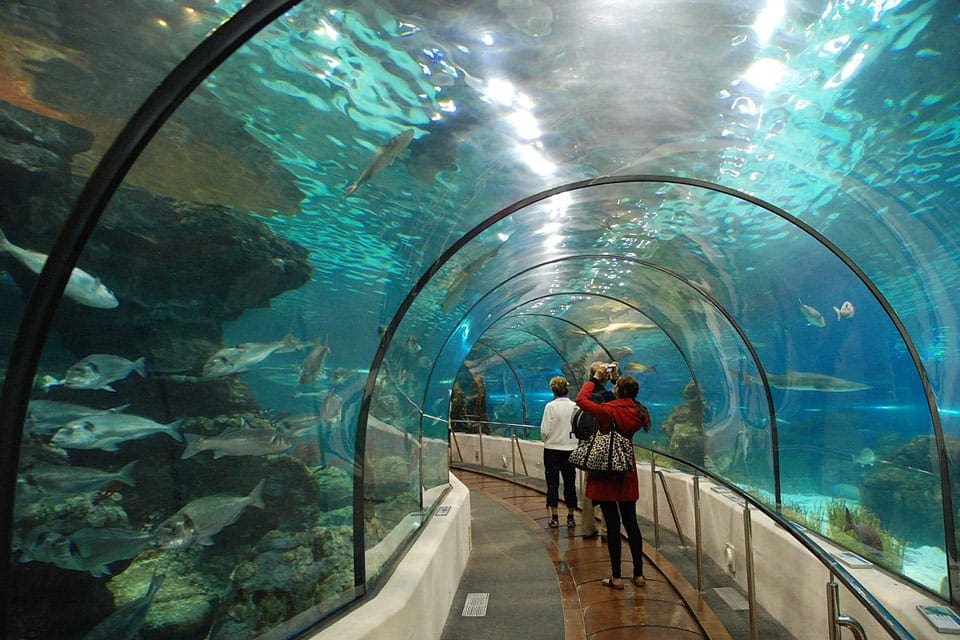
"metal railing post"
513,434,528,475
655,470,686,545
478,427,484,469
743,504,758,640
651,459,661,548
450,425,463,462
827,578,840,640
510,424,516,474
694,475,703,593
828,577,869,640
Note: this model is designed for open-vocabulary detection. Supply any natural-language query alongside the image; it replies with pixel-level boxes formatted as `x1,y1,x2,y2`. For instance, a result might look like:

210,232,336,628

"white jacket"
540,396,577,451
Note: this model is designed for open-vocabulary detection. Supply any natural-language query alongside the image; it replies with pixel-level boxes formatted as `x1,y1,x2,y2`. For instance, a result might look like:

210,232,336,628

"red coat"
576,380,650,502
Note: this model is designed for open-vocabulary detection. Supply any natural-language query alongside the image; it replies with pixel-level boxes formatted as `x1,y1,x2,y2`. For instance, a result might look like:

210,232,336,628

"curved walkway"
445,468,734,640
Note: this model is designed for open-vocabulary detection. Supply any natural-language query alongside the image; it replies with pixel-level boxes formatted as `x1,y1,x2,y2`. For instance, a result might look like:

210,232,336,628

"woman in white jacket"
540,376,579,528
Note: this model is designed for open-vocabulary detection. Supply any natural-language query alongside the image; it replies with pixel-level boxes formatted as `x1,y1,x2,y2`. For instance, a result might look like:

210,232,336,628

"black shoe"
566,514,576,528
549,516,559,528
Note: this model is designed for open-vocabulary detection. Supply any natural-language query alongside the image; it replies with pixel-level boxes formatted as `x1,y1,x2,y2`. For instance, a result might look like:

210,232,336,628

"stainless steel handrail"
639,446,912,640
448,427,915,639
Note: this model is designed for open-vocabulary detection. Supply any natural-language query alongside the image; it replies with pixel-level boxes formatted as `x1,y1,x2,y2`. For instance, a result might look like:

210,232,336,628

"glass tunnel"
0,0,958,637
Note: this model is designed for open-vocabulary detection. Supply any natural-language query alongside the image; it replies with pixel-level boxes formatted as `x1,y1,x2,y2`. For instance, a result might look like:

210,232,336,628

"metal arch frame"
436,256,777,499
473,339,528,425
0,0,306,628
514,311,618,380
371,175,951,599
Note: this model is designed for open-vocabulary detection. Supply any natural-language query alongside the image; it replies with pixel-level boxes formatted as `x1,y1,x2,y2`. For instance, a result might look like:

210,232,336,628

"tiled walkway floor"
453,468,733,640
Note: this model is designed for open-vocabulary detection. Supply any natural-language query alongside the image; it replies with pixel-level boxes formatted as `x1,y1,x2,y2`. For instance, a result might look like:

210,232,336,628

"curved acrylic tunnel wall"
2,0,960,637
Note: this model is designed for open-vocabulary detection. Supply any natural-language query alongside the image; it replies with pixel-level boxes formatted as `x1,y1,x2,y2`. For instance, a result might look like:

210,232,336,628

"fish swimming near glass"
181,428,291,459
25,399,130,435
833,300,855,320
321,390,343,427
83,571,164,639
851,447,876,466
0,227,118,309
23,460,137,494
843,507,883,553
20,525,155,577
60,354,147,391
344,128,415,197
799,300,826,327
742,370,871,392
202,335,305,379
51,413,184,451
588,321,658,333
623,362,657,374
156,479,266,549
297,339,330,386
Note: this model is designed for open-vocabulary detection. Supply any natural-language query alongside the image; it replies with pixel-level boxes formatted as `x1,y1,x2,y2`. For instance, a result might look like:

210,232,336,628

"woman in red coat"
576,363,651,589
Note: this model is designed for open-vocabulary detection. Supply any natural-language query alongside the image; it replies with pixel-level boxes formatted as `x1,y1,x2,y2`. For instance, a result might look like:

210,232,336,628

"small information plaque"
436,506,451,516
917,605,960,634
834,550,872,569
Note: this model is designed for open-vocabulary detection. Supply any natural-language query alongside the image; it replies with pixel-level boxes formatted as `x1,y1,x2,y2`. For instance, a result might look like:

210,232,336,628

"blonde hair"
589,361,607,379
549,376,569,396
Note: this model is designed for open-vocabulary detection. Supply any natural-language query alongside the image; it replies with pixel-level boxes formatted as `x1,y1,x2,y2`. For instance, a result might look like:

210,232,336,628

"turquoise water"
2,0,959,637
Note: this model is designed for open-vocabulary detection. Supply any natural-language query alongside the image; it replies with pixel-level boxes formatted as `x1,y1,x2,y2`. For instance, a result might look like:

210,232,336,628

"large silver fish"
744,370,871,392
25,400,130,435
51,413,184,451
156,479,266,549
202,335,304,379
67,527,157,576
62,354,147,391
0,227,118,309
298,340,330,386
344,129,414,197
84,572,164,639
19,526,154,577
24,460,137,494
320,391,343,426
181,428,291,459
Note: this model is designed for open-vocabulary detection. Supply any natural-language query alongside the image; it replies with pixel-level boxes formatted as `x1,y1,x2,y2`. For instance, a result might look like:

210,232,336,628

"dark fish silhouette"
843,507,883,552
84,572,164,639
344,129,414,197
298,339,330,385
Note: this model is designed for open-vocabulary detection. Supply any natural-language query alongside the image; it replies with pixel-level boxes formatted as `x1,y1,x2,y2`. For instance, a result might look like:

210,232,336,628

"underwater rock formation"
861,434,960,548
660,380,705,466
0,98,312,374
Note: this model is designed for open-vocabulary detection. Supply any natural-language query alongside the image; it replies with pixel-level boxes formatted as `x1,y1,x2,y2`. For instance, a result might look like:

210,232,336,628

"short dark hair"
615,375,639,399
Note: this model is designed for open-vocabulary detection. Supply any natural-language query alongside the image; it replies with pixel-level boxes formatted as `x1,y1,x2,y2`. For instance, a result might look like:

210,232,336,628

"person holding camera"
576,361,651,589
579,361,615,540
539,376,579,528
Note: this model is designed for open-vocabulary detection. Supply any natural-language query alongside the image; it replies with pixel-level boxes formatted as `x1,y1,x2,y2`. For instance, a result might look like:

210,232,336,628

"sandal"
632,576,646,587
601,577,624,590
549,515,559,528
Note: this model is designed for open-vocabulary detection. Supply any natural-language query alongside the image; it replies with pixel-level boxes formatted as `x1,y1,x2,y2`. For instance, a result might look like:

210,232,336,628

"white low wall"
311,473,471,640
452,433,949,640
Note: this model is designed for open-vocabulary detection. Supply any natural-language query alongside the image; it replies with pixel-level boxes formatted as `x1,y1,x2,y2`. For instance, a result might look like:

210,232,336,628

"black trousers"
598,500,644,578
543,448,578,510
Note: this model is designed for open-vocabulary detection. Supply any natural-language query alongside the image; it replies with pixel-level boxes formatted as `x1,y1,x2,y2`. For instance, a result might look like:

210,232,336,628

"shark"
743,370,872,392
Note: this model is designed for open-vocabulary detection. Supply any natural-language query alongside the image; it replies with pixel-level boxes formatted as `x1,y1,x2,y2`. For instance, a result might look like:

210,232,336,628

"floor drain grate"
461,592,490,617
